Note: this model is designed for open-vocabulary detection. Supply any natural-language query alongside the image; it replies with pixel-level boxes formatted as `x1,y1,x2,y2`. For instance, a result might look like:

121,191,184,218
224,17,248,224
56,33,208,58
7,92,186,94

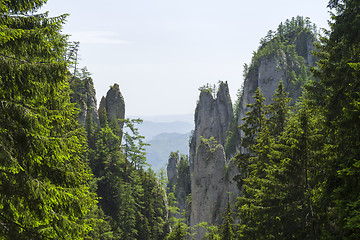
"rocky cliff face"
70,77,100,127
236,30,317,145
190,141,239,239
189,81,233,172
185,81,239,238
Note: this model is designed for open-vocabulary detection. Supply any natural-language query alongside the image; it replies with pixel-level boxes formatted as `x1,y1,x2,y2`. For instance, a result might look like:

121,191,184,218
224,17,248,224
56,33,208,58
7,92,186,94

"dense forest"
1,0,360,239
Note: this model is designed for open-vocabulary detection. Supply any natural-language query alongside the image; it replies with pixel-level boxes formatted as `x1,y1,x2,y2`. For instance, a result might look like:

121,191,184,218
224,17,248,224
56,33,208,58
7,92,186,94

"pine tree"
0,1,96,238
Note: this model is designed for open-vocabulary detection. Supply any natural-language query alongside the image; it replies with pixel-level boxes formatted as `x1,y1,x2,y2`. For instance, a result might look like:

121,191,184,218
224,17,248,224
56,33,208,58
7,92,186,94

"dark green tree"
166,220,188,240
122,118,149,170
0,0,96,238
267,107,325,239
308,0,360,238
236,87,266,176
220,201,235,240
266,81,292,138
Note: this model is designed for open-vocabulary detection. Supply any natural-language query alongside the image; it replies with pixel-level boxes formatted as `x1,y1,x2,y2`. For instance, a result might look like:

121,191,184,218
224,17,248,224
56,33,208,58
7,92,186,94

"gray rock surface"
167,153,179,192
70,77,100,128
187,81,239,239
237,31,316,143
189,81,233,172
98,83,125,142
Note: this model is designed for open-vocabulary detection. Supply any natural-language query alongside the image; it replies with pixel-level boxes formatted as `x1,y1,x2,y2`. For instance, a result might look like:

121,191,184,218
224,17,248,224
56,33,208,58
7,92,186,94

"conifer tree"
220,201,235,240
269,107,325,239
236,87,266,177
0,1,96,238
266,81,292,138
308,0,360,238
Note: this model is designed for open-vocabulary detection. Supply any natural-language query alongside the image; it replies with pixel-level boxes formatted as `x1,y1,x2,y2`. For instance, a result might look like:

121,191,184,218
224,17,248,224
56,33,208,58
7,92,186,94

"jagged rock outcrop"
186,81,239,238
98,83,125,142
167,153,179,191
168,19,319,239
189,81,233,172
70,77,100,127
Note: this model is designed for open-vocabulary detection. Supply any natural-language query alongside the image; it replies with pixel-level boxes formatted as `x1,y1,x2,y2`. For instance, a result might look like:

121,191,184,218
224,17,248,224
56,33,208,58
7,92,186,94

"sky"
41,0,330,117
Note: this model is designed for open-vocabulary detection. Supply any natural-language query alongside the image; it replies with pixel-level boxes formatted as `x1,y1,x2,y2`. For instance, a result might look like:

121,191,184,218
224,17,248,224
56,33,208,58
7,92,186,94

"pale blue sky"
42,0,330,117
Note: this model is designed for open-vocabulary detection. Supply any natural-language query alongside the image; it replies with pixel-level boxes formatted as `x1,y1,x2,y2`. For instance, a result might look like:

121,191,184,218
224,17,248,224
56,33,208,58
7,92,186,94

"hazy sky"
42,0,330,117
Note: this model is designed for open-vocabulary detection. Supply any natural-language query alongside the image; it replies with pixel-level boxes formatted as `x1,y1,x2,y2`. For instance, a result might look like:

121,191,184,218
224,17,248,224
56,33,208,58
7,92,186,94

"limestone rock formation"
98,83,126,142
189,81,233,172
167,153,179,191
70,77,100,127
190,141,239,239
185,81,239,238
236,30,317,144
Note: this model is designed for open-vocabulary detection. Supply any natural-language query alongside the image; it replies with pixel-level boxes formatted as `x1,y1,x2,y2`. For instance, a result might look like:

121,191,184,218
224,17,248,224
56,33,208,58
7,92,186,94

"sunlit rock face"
187,81,240,239
236,31,317,141
189,81,233,173
98,83,125,142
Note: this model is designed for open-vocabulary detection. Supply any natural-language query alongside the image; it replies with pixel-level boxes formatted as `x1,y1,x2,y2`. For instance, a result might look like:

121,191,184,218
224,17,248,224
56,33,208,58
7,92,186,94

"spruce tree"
236,87,267,176
0,1,96,238
308,0,360,238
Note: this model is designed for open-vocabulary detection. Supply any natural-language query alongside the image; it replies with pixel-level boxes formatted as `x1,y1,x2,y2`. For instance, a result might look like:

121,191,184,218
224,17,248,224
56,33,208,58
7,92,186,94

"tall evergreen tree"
308,0,360,238
236,87,267,176
0,1,96,238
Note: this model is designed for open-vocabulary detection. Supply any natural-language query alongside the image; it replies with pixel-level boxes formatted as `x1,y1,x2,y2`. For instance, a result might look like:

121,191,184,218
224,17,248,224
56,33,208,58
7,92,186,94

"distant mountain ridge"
146,132,191,171
128,114,193,124
137,120,193,141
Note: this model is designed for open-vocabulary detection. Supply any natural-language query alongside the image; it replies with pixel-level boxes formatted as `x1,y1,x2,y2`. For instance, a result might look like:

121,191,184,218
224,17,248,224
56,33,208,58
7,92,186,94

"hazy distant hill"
145,132,191,171
138,121,193,141
130,114,193,124
127,115,194,171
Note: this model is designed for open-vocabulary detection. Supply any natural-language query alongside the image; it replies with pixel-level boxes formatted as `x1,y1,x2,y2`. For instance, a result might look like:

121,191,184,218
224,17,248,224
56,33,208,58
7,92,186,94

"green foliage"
84,113,169,239
307,0,360,238
122,118,150,170
199,83,217,97
166,220,189,240
220,201,235,240
243,16,316,103
236,88,266,177
199,136,220,154
233,4,360,238
0,1,97,238
266,81,292,137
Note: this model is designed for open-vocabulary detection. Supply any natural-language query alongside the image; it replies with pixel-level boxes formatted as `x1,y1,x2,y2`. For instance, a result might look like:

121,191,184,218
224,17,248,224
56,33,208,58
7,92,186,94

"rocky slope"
189,82,240,239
